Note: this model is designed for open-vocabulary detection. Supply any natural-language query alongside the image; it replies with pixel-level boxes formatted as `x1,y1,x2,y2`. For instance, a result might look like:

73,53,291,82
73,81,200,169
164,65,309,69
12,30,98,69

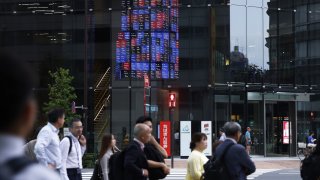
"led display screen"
115,0,179,80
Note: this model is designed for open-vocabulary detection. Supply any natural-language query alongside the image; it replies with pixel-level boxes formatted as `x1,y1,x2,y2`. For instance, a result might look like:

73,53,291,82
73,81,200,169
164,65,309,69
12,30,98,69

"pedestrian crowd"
1,51,319,180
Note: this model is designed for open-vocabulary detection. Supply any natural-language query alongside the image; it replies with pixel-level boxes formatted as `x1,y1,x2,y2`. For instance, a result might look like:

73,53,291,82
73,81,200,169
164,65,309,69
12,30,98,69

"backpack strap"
65,136,73,155
5,156,36,175
219,142,235,162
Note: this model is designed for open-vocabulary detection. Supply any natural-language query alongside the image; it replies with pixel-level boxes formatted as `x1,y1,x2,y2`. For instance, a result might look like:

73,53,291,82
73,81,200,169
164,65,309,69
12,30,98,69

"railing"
95,67,110,90
94,95,110,121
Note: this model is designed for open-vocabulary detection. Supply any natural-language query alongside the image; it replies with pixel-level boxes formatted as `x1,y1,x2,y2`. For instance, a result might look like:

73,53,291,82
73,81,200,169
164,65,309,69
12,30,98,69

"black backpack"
0,156,36,180
64,136,73,155
90,159,103,180
144,143,167,180
202,143,234,180
108,149,127,180
300,153,320,180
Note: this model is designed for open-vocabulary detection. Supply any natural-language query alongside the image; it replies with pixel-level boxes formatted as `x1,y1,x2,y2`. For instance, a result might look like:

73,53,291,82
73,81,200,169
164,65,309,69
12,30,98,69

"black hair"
189,132,207,151
47,108,65,123
0,51,35,131
224,122,241,137
310,131,314,136
135,116,152,124
69,118,81,127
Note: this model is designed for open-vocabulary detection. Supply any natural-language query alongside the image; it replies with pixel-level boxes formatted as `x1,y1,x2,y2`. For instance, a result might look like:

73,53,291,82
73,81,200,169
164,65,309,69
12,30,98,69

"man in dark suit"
215,122,256,180
124,124,151,180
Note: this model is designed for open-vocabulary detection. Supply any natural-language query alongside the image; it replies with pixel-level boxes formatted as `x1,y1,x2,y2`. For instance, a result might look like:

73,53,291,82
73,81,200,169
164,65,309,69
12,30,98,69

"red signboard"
283,121,289,144
160,121,171,156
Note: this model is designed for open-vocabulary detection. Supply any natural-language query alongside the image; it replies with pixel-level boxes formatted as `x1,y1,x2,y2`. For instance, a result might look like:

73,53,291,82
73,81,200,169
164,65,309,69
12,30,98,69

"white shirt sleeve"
81,145,86,157
34,129,51,167
100,152,111,180
60,138,70,180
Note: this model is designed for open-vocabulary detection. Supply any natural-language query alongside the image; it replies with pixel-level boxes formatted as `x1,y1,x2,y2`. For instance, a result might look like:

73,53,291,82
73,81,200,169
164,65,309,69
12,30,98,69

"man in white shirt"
60,119,87,180
0,52,60,180
34,108,65,172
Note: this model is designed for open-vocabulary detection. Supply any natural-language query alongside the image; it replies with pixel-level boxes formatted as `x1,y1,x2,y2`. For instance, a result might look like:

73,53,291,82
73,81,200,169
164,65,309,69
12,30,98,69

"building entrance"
265,101,296,156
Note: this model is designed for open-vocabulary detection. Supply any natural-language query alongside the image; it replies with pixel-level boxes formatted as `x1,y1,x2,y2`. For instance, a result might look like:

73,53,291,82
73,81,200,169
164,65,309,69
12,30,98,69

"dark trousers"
67,168,82,180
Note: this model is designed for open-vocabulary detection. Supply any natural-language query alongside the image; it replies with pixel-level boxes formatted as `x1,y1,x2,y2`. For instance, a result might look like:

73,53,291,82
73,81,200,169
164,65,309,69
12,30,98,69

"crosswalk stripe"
82,169,279,180
247,169,279,179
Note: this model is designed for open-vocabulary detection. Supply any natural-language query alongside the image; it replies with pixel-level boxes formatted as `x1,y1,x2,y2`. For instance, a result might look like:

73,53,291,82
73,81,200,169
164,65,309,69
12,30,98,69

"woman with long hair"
99,134,117,180
185,132,208,180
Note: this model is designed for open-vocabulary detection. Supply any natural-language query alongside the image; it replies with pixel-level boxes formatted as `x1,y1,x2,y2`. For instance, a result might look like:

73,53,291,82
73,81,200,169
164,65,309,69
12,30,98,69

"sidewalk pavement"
164,156,301,169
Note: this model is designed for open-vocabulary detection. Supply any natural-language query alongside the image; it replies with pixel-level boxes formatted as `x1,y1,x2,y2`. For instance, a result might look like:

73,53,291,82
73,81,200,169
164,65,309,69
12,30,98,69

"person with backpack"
301,137,320,180
99,133,117,180
136,116,170,180
215,122,255,180
60,118,87,180
124,124,150,180
185,132,208,180
0,52,60,180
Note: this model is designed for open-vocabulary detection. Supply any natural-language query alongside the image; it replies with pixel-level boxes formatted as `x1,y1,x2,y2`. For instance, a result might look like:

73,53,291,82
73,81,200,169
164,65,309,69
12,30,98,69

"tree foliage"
43,68,80,125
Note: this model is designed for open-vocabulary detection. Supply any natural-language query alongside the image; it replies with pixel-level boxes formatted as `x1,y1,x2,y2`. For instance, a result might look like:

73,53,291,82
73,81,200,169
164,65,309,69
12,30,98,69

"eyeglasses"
73,126,84,129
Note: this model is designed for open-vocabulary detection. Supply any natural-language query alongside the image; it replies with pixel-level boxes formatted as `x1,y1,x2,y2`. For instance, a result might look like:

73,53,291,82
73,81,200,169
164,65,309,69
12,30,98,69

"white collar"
0,135,25,163
48,123,59,134
134,138,145,149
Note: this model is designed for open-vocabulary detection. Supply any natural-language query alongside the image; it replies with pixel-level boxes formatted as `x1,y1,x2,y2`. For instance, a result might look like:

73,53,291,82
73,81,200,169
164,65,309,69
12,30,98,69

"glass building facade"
2,0,320,157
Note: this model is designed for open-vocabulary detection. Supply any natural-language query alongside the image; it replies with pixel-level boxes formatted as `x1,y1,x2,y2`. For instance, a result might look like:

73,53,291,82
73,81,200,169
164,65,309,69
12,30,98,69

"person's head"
47,108,65,128
69,119,83,138
247,127,251,132
133,123,151,144
136,116,153,132
0,52,37,137
224,122,242,142
189,132,207,152
99,133,116,159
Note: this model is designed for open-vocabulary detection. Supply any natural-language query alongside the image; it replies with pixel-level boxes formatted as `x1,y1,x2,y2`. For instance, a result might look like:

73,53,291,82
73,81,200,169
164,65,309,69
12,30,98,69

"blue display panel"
116,0,179,80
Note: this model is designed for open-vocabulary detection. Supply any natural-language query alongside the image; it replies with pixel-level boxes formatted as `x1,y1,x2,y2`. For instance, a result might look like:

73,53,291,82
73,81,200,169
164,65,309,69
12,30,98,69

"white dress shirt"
34,123,62,169
60,134,86,180
100,149,113,180
0,135,60,180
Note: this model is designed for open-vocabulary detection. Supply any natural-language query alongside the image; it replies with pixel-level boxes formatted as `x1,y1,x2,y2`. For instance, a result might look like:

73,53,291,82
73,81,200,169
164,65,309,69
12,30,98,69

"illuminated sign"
160,121,171,156
116,0,179,80
283,121,289,144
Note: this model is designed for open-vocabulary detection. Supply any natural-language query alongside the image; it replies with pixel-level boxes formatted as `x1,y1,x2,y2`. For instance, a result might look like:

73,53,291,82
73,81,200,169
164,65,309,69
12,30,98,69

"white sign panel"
201,121,212,156
180,121,192,156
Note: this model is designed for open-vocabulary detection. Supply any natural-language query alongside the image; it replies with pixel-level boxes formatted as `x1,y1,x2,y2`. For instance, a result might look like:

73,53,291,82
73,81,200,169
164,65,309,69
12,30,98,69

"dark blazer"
124,141,148,180
215,139,256,180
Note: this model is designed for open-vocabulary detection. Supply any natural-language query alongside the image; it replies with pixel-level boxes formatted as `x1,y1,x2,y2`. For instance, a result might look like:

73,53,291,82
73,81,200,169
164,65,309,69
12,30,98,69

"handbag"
90,159,103,180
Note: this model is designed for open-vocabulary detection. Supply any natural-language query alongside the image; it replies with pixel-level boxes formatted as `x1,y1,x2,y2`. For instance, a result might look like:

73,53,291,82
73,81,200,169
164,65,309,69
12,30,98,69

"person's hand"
149,135,157,145
79,135,87,146
48,164,56,170
161,163,170,175
142,169,149,177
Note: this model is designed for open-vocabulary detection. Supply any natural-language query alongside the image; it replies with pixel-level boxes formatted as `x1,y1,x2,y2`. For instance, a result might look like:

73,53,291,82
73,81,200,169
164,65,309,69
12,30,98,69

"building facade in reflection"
1,0,320,158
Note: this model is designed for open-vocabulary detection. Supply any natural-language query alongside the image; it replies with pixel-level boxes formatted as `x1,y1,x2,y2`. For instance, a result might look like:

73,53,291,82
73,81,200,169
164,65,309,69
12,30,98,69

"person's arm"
100,153,110,180
124,145,147,177
189,156,202,179
149,136,168,158
79,135,87,156
239,147,256,175
59,138,70,180
147,160,170,174
34,129,51,167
